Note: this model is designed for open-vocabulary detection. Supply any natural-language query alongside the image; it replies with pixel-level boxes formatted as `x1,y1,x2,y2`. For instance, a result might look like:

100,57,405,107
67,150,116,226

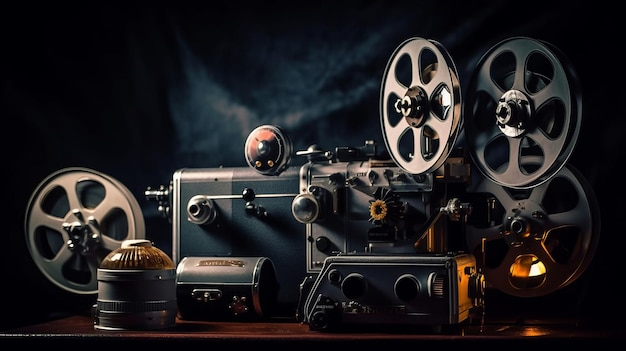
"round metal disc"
245,124,293,176
465,162,600,297
380,37,462,175
24,168,145,294
464,37,582,189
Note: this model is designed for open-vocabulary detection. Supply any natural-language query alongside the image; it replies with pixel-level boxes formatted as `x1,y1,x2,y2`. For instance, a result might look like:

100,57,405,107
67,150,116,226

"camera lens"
341,273,367,300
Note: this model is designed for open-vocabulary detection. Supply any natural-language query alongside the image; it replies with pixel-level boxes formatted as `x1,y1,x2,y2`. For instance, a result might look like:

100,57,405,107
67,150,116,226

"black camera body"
300,253,483,331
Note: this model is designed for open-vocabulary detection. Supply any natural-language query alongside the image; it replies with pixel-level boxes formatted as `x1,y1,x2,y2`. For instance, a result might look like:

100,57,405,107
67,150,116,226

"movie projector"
23,37,600,331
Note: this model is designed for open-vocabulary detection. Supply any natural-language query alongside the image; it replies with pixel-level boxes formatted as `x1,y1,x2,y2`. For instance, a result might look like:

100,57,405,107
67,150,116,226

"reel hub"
501,203,540,246
495,89,532,137
63,210,103,256
395,86,428,127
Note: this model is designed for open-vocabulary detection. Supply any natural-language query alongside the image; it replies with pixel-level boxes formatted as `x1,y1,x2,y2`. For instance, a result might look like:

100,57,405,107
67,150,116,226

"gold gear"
369,199,388,222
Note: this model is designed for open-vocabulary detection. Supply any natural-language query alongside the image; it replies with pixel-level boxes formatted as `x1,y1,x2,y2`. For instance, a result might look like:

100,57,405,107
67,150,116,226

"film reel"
464,37,582,189
245,124,293,176
465,162,600,297
380,37,462,175
24,168,145,294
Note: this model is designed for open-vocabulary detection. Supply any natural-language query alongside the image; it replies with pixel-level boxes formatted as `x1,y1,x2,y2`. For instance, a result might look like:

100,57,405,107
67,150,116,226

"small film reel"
24,168,145,294
380,37,462,175
465,163,600,297
464,36,582,189
245,124,293,176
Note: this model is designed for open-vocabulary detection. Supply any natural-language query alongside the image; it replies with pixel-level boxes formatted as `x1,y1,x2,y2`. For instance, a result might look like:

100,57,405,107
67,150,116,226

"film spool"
24,168,145,294
245,124,293,176
464,37,582,189
380,37,462,175
465,163,600,297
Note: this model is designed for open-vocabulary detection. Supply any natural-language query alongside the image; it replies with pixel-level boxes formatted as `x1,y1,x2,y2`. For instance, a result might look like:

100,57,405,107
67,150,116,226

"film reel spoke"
380,37,461,175
532,69,570,109
25,168,145,294
465,37,582,188
47,246,100,292
472,59,505,106
60,174,84,210
466,164,600,297
46,243,74,276
27,202,67,235
550,208,590,231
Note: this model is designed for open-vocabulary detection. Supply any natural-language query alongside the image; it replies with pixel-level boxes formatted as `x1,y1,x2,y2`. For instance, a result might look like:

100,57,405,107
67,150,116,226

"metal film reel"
465,162,600,297
24,168,145,294
245,124,293,176
380,37,462,175
464,37,582,189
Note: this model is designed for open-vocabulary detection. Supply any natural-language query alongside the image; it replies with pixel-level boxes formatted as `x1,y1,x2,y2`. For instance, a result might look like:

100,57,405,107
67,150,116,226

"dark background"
1,1,622,330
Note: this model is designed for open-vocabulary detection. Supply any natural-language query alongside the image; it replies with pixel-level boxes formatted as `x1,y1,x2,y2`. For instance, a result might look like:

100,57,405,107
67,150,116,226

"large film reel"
380,37,462,175
465,162,600,297
464,37,582,189
24,168,145,294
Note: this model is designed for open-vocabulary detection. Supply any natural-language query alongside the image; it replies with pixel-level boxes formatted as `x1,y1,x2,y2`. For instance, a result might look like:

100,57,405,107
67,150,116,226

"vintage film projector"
22,36,600,331
297,37,477,330
296,36,599,331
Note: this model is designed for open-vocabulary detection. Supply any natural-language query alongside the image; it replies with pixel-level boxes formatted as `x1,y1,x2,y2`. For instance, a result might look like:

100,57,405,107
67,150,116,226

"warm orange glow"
519,326,551,337
509,254,547,288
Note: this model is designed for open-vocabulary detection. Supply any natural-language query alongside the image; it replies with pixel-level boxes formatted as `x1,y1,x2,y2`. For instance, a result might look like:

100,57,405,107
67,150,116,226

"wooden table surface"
1,311,622,348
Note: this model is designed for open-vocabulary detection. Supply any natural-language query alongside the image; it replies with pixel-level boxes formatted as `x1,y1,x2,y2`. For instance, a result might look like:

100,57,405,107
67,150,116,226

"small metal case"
176,256,279,320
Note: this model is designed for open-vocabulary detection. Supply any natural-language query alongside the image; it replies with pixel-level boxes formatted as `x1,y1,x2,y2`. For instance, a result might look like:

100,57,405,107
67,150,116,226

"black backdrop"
2,1,623,330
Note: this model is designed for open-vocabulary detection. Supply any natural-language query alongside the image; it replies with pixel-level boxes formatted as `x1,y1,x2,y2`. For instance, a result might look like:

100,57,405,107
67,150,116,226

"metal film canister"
176,256,279,320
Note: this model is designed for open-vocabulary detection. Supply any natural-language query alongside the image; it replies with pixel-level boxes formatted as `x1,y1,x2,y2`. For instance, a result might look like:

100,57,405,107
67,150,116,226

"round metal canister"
94,239,177,330
176,256,279,320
